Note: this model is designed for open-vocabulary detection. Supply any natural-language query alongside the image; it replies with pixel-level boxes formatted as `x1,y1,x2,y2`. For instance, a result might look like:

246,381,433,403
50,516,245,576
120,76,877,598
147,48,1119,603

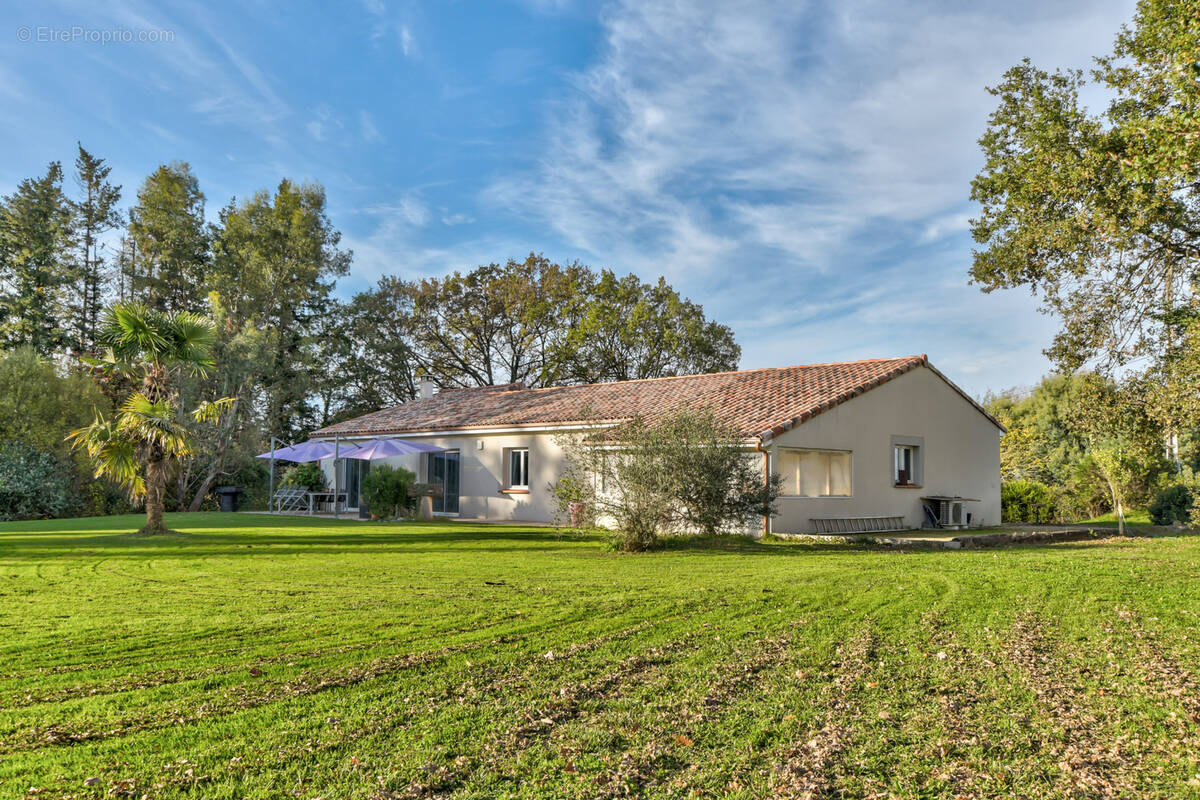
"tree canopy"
0,144,743,518
971,0,1200,462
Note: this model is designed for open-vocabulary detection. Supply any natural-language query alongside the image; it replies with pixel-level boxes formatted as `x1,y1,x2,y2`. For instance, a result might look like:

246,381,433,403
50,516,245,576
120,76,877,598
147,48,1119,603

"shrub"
553,410,782,552
1001,480,1058,523
0,443,77,520
1055,460,1113,521
1149,484,1194,526
362,465,416,519
281,462,326,492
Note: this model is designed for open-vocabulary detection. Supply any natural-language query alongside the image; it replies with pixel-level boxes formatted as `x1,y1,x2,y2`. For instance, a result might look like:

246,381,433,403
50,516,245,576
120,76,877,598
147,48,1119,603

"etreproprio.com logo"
16,26,175,44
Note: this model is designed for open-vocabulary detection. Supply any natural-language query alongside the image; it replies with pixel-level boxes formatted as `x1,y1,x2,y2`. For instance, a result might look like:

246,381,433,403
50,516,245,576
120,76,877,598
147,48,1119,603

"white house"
309,355,1003,534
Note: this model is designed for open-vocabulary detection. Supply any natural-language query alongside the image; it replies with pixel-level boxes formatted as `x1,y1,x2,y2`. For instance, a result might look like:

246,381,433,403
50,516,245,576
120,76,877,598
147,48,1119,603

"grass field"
3,514,1200,799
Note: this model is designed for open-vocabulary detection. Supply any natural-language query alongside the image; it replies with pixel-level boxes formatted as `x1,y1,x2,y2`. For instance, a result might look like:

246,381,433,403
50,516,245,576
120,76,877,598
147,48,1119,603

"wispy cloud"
306,105,339,142
399,25,416,57
485,0,1136,393
359,110,383,143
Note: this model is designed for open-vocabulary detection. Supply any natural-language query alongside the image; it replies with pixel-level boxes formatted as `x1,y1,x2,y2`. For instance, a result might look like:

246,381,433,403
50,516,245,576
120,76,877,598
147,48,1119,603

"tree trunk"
1103,474,1125,538
187,395,240,512
141,450,170,535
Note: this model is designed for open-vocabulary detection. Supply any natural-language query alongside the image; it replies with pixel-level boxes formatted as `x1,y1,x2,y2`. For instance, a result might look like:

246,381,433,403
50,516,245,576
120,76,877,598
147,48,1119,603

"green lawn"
1083,508,1154,526
3,514,1200,799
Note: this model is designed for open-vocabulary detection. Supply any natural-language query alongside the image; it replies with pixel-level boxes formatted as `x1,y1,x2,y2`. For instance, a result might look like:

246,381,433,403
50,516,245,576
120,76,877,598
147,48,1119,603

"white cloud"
363,194,432,230
484,0,1137,393
400,25,416,57
306,105,341,142
360,110,383,143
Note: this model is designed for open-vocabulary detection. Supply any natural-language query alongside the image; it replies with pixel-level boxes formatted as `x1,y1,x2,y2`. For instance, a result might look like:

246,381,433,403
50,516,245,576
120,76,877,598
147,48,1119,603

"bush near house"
280,462,326,492
554,409,781,551
1001,480,1058,523
361,464,416,519
1149,484,1194,526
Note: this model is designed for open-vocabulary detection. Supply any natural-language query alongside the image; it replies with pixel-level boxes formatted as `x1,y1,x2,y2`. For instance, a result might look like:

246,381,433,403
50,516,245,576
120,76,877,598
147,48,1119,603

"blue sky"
2,0,1137,396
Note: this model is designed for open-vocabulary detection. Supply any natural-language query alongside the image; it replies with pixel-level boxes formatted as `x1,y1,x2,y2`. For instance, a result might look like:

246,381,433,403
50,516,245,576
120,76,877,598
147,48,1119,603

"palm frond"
164,311,218,376
67,416,145,498
98,303,168,362
118,393,194,458
80,348,138,377
193,396,237,423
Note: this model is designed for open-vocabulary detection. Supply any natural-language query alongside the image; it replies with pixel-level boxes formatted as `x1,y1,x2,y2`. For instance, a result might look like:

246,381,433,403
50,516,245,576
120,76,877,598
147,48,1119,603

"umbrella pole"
269,436,280,514
333,435,340,520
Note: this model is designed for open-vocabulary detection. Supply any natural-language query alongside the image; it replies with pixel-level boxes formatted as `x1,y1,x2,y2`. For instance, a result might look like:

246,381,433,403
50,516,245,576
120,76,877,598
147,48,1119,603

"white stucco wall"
312,365,1000,531
318,430,568,523
765,365,1001,533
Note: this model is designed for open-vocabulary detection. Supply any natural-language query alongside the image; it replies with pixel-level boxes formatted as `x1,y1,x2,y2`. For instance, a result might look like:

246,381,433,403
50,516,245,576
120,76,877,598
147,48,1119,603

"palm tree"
69,303,233,534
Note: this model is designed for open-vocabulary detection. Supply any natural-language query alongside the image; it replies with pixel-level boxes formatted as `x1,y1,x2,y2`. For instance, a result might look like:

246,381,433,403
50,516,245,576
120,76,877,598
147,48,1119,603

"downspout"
756,437,771,538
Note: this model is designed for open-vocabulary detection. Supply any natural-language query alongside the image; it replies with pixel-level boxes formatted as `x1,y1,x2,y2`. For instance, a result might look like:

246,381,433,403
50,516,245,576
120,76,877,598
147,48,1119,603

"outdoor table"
305,491,347,515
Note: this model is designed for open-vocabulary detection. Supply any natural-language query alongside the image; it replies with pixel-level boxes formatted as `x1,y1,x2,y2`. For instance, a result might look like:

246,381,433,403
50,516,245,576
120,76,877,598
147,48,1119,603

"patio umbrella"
255,440,359,462
257,439,362,517
338,438,444,460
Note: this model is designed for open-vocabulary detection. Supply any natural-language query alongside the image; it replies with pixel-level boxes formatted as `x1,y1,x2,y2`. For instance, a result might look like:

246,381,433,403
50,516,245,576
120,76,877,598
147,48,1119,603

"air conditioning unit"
921,495,975,530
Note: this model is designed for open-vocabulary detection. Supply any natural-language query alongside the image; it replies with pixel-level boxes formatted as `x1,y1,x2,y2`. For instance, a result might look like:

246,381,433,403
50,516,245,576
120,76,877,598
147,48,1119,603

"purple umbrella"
339,438,444,460
255,440,360,462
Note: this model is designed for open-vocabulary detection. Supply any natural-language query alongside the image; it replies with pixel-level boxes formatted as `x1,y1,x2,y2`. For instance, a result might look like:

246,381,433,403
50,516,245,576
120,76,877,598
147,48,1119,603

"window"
506,448,529,489
779,449,852,497
894,445,918,486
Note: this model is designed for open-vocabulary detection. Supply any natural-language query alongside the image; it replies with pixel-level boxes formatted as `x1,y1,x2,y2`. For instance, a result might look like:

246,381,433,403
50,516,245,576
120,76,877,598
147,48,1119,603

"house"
308,355,1003,534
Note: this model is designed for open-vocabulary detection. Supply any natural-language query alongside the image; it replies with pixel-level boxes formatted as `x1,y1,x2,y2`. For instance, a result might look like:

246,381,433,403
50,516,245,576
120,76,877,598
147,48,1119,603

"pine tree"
210,179,350,441
0,162,74,355
69,145,122,358
127,163,209,313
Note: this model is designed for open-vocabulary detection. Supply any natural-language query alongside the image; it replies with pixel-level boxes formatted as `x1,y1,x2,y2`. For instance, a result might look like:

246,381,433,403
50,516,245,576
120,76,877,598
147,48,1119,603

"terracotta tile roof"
311,355,1004,440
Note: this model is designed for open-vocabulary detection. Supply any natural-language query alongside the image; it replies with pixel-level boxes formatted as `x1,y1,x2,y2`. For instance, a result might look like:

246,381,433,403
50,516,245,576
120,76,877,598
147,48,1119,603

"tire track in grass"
428,601,802,798
349,610,712,797
11,623,686,796
1111,605,1200,723
571,613,819,799
2,612,533,708
7,613,658,753
380,635,702,799
1004,611,1137,798
4,637,516,753
7,618,681,796
613,637,796,798
900,610,1034,798
768,622,877,799
1101,606,1200,783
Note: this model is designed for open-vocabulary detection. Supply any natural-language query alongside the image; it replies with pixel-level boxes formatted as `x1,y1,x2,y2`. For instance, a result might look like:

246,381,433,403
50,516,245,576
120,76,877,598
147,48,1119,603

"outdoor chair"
273,486,310,514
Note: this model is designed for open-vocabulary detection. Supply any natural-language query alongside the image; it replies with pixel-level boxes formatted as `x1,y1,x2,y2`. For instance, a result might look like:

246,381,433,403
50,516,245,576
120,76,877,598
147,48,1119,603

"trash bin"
216,486,244,512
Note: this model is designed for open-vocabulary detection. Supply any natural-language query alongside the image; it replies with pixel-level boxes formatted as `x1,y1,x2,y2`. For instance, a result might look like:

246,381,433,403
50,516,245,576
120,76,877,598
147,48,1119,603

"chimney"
419,380,435,400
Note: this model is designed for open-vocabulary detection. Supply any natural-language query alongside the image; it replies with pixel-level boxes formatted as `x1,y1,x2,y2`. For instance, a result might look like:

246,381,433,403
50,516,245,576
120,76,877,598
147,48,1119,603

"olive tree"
553,409,780,552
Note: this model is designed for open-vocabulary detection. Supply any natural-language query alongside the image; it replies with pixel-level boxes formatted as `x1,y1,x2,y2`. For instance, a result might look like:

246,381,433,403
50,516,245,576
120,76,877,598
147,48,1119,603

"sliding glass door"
340,460,369,509
428,450,460,514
